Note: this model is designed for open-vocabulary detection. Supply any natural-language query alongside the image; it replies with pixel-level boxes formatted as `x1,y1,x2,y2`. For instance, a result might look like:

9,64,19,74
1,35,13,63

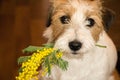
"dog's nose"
69,41,82,51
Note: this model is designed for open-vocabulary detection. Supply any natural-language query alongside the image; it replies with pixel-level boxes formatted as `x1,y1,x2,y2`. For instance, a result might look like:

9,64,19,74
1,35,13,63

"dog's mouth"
65,51,84,59
72,52,78,55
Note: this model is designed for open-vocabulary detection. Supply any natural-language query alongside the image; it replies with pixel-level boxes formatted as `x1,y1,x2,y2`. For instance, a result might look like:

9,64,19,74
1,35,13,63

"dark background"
0,0,119,80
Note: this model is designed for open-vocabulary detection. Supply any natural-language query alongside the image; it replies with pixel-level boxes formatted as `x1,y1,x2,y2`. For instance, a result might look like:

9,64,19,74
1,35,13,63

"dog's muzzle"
69,40,82,53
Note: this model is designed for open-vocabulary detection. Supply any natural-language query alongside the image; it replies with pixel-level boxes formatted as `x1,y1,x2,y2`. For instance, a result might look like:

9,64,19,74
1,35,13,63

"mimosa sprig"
16,43,68,80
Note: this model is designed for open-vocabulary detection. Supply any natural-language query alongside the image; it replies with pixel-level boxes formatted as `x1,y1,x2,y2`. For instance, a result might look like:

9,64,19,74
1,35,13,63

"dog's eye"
86,18,95,27
60,16,70,24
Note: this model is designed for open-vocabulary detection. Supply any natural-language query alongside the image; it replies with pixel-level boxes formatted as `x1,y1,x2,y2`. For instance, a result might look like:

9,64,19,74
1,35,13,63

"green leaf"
51,50,68,71
43,56,51,75
22,43,54,53
47,57,51,75
18,56,31,64
22,46,43,53
56,58,68,71
96,44,107,48
42,43,54,48
42,49,68,76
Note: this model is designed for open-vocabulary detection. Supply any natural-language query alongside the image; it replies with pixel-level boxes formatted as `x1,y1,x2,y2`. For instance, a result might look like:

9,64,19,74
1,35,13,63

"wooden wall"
0,0,119,80
0,0,48,80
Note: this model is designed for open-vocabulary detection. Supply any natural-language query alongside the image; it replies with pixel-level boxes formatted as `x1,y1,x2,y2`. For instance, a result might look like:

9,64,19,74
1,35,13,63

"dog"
42,0,118,80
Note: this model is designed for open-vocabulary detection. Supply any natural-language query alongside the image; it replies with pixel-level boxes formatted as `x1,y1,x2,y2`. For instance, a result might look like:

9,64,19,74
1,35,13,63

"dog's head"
44,0,115,58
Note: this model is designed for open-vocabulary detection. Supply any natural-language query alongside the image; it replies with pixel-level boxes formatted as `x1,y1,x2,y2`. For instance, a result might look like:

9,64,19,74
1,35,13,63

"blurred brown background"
0,0,119,80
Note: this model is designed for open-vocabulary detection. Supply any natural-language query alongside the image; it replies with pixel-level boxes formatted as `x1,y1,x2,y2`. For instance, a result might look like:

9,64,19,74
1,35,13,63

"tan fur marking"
51,24,64,42
89,12,103,41
90,24,103,41
51,4,75,42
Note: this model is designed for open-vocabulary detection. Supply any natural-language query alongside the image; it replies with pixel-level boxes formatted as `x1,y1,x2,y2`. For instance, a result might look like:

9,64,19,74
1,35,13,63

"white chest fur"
51,49,109,80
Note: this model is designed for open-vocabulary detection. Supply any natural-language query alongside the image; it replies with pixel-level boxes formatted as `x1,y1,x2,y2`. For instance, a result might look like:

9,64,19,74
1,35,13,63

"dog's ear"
102,8,115,31
46,4,53,27
47,0,64,27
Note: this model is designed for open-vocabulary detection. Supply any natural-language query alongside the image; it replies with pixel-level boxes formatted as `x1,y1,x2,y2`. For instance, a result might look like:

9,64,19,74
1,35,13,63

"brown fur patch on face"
49,3,75,42
90,21,103,41
88,13,104,41
51,23,65,42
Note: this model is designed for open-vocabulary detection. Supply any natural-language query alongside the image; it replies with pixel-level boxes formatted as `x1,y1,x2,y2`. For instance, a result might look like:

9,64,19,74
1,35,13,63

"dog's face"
44,0,115,58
